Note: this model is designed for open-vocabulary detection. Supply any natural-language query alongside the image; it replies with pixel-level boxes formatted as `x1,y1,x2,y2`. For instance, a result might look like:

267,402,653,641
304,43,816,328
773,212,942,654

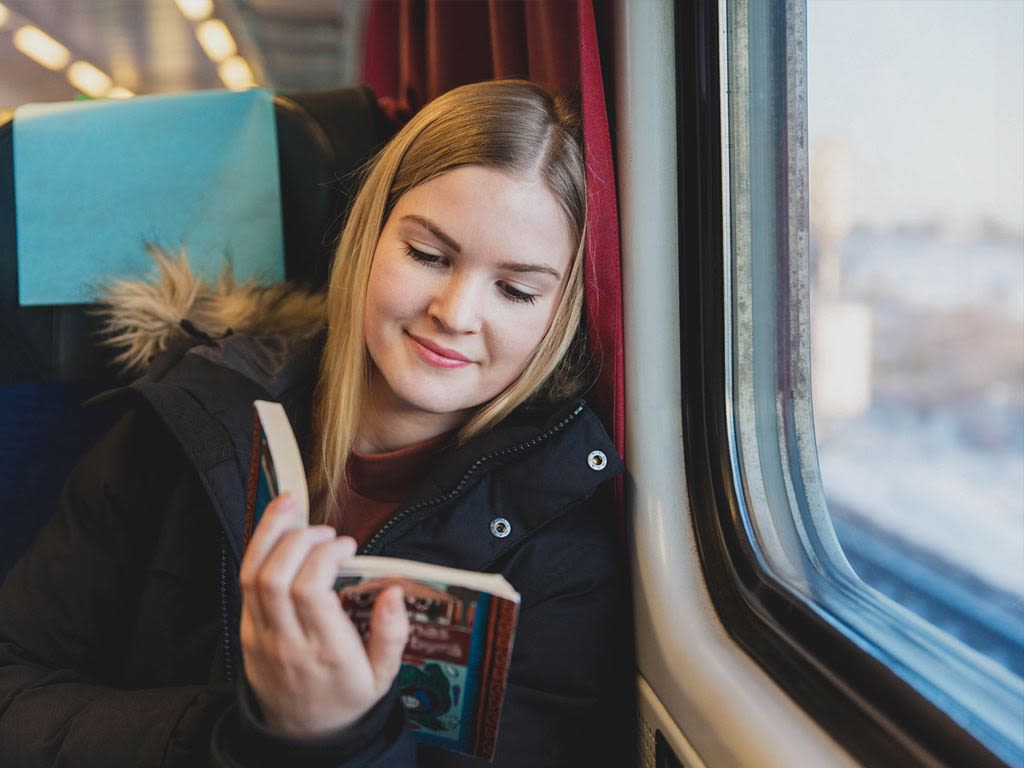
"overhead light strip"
1,6,134,99
173,2,255,90
3,1,253,98
195,19,237,63
217,56,254,91
173,0,213,23
67,61,113,98
13,26,70,71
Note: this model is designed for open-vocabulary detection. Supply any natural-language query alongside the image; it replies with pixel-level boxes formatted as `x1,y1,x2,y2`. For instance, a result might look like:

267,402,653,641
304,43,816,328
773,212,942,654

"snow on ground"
819,406,1024,597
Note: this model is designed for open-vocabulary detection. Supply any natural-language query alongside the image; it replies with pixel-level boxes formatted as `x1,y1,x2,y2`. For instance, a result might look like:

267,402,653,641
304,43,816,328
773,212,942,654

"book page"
253,400,309,525
337,556,519,602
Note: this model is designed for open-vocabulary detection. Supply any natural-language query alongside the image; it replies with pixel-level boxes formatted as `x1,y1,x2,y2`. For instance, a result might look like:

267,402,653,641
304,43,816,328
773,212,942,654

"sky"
807,0,1024,236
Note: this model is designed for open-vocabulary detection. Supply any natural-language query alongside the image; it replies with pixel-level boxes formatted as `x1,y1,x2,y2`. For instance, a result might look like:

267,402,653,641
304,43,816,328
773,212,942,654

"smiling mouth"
406,332,474,369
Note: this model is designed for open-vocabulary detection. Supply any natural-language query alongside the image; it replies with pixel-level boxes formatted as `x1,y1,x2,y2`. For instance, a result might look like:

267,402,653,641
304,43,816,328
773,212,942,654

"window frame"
677,0,1016,764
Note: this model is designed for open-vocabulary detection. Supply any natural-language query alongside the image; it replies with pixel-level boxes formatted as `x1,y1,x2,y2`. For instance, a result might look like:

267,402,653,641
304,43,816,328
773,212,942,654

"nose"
428,274,483,334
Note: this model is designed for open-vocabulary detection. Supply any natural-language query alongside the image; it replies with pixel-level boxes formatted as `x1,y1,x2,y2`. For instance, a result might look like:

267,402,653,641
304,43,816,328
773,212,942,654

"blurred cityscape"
807,0,1023,680
811,217,1024,674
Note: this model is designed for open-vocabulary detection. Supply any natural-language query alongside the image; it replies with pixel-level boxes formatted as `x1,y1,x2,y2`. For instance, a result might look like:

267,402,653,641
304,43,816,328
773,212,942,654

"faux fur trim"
94,246,326,373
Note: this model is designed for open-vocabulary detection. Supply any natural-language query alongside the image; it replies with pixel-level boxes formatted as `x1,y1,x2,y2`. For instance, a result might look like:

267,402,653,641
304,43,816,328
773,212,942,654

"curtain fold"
576,0,624,513
362,0,580,107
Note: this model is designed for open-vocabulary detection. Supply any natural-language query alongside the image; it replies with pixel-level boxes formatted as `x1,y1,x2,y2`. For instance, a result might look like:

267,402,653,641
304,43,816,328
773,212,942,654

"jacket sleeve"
0,405,234,767
210,678,416,767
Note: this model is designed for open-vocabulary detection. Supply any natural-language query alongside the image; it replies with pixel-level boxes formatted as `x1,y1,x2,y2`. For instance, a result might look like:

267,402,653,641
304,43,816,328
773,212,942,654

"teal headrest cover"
14,88,283,305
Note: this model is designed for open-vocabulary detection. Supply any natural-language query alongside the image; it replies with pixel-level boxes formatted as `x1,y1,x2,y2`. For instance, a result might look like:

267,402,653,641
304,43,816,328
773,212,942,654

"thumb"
367,586,410,694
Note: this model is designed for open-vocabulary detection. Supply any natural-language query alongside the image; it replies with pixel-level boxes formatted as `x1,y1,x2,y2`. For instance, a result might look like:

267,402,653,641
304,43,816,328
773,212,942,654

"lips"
406,332,474,368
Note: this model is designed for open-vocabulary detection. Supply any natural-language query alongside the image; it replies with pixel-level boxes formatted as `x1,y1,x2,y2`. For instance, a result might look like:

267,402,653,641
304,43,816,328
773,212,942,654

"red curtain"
361,0,625,508
362,0,580,110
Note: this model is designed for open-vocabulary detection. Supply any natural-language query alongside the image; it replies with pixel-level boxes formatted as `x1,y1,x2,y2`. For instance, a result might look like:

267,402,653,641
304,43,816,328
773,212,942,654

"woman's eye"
405,245,445,267
500,283,538,305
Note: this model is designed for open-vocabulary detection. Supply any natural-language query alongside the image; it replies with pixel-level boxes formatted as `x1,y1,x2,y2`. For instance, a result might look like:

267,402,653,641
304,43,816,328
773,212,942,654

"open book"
246,400,520,760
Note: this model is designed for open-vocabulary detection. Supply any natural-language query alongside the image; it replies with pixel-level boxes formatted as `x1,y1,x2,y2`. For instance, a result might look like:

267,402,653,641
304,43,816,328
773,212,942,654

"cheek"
490,306,557,375
365,255,417,330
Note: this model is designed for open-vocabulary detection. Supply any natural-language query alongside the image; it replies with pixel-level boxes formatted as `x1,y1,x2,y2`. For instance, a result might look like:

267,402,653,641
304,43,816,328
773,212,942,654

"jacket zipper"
359,401,586,556
219,534,235,682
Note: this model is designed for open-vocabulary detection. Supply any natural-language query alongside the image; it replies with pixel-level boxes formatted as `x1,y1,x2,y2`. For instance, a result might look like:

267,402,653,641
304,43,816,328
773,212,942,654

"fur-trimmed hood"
95,247,326,374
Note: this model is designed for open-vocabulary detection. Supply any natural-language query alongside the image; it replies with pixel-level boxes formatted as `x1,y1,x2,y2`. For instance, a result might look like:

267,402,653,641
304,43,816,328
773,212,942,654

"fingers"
239,494,301,630
240,492,304,591
250,525,337,635
367,586,410,695
241,491,329,635
290,536,366,656
238,495,407,703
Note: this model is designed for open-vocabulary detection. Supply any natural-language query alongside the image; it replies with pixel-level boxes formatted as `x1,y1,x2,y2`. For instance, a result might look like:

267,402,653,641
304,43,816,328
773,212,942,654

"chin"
389,376,482,418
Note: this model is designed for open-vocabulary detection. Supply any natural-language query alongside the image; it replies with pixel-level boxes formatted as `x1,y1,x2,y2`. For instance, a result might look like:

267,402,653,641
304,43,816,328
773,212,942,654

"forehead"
390,166,575,270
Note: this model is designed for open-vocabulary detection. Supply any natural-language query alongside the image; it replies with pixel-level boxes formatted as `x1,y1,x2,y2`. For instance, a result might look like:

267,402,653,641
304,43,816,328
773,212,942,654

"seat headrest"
0,85,394,382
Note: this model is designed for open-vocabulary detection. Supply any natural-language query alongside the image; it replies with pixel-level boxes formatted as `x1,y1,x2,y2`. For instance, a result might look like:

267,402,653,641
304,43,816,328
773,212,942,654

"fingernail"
387,588,405,615
277,492,294,509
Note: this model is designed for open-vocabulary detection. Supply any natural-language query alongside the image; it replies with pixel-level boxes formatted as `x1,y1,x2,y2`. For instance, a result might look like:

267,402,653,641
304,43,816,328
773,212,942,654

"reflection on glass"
808,0,1024,677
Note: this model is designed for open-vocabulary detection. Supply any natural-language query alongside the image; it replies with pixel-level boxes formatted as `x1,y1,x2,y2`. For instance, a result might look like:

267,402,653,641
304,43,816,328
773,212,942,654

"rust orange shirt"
333,430,455,548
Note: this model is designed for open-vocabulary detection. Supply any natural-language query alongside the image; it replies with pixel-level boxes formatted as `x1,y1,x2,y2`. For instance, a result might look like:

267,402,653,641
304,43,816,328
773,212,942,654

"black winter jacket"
0,331,632,767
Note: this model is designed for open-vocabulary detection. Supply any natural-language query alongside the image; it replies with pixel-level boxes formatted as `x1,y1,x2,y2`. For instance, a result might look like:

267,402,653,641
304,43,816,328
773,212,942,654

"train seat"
0,86,395,579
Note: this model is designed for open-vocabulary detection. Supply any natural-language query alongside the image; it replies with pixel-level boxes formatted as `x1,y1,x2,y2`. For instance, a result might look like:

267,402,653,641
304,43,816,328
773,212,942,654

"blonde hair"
310,79,589,524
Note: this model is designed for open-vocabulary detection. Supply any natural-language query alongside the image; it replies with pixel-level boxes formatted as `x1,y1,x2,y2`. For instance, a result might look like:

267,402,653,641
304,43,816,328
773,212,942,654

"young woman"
0,80,631,766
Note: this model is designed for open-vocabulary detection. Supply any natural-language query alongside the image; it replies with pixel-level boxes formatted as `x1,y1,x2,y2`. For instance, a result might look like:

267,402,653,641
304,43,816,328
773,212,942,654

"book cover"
246,400,520,760
335,562,520,760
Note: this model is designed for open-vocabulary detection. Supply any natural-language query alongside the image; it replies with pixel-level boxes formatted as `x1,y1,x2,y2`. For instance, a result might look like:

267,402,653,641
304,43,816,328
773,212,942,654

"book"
245,400,521,761
335,559,520,760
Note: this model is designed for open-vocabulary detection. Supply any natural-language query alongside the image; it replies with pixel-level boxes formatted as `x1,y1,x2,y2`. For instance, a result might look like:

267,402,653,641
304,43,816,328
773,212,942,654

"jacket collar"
117,330,620,570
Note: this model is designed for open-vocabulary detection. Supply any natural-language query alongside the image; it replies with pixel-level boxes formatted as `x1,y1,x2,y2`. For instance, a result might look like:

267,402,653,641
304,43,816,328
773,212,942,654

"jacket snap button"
587,450,608,471
490,517,511,538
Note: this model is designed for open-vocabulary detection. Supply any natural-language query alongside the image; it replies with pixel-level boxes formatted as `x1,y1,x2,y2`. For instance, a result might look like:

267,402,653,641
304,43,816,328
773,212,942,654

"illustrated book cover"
245,400,521,760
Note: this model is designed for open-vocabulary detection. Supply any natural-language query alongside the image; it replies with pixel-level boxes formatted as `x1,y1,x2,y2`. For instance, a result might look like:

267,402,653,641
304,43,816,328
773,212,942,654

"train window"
722,0,1022,763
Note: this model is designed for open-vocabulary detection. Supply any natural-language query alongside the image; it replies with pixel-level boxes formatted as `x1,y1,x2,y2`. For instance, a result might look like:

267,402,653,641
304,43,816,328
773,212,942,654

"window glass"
807,0,1024,679
725,0,1023,761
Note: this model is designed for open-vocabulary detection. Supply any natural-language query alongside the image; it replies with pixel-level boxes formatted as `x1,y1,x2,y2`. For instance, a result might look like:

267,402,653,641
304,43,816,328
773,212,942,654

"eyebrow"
400,214,563,280
401,215,462,253
497,261,562,280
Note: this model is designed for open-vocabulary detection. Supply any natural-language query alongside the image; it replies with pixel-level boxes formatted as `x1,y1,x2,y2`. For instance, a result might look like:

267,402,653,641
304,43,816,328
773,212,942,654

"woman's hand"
238,493,410,738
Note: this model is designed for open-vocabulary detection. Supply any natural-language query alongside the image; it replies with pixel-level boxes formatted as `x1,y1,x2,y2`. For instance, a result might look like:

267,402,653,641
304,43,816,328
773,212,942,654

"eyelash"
404,245,538,305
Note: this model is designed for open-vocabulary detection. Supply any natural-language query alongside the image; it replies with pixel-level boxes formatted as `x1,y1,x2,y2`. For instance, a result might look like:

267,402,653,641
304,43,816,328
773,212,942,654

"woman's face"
363,165,574,430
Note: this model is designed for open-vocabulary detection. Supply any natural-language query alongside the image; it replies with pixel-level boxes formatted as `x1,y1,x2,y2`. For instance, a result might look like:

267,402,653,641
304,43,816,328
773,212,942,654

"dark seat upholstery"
0,87,395,580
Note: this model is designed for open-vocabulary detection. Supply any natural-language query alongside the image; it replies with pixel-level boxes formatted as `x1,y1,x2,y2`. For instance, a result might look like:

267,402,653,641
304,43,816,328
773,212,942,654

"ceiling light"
195,19,237,63
174,0,213,22
67,61,113,98
217,56,255,91
13,26,71,71
107,86,136,99
0,4,10,29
